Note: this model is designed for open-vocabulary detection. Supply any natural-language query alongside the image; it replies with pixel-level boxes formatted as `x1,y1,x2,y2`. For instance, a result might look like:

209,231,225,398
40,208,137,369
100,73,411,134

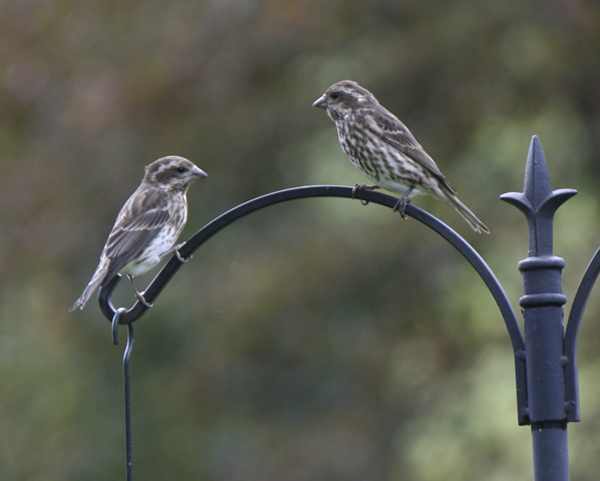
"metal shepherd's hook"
97,135,599,481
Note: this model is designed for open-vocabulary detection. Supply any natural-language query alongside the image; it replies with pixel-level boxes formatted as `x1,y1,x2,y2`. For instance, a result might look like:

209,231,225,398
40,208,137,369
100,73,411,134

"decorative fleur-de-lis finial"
500,136,577,257
501,135,578,432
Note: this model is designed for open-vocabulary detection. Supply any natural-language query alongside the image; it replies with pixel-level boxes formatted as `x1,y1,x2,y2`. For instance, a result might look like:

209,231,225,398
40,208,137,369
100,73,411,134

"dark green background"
2,1,600,479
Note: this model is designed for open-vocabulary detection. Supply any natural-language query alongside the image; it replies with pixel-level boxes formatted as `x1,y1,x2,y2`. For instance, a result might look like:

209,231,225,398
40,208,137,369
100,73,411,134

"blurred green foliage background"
2,0,600,479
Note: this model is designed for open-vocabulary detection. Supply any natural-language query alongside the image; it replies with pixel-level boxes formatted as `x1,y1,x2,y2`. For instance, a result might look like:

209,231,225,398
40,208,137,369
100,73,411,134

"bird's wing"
369,110,457,194
102,187,170,282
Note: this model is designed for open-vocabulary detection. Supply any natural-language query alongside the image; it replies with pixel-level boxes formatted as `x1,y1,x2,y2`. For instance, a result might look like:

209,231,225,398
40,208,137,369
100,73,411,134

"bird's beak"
192,167,208,179
312,95,328,109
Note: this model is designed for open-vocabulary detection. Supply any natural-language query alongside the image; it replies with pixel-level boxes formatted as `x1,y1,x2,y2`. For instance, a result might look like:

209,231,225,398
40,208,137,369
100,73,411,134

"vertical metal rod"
531,423,569,481
123,323,134,481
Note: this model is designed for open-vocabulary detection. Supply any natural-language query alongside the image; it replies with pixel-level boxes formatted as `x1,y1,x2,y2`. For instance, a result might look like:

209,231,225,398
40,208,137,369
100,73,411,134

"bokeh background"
3,0,600,479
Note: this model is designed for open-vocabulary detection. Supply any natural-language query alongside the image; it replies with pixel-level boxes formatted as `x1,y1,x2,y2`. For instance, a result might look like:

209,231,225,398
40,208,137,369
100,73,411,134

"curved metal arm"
563,246,600,421
98,184,527,422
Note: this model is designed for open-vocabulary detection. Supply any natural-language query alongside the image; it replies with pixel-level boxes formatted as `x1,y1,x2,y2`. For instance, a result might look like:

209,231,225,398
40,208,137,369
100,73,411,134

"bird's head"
144,156,208,192
312,80,378,122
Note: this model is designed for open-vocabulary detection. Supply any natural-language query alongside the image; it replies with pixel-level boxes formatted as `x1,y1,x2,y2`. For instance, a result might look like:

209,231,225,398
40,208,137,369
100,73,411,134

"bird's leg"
352,183,380,205
392,186,415,219
127,274,153,308
174,249,187,263
172,243,188,263
160,242,188,263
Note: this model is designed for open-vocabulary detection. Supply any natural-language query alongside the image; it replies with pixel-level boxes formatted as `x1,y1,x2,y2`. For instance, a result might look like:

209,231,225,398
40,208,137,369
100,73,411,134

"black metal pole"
501,136,577,481
531,423,569,480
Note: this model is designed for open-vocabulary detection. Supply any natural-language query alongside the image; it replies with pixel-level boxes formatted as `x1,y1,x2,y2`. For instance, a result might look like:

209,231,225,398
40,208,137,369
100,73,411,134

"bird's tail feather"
446,195,490,234
69,262,109,311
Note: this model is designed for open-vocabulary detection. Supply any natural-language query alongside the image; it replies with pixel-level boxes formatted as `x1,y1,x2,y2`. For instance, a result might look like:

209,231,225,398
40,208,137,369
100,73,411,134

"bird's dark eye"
177,167,187,173
330,92,340,100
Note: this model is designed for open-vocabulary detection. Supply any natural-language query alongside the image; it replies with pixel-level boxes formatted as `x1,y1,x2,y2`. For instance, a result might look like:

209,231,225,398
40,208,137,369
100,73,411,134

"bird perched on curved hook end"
69,156,208,311
313,80,489,234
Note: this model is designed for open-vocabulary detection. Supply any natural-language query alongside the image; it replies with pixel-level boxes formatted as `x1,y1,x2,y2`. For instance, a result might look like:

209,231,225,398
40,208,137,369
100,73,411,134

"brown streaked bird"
69,156,208,311
313,80,489,234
